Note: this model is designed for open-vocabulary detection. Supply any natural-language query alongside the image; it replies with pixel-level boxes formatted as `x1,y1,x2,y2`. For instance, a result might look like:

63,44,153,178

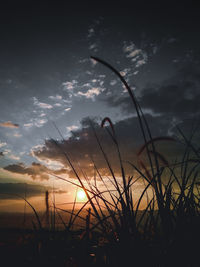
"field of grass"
0,57,200,267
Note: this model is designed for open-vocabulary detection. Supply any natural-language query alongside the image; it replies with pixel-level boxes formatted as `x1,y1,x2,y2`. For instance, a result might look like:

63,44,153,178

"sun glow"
77,189,87,201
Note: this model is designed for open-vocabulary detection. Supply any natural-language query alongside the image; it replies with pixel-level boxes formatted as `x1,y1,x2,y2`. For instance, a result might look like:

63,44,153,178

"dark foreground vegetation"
1,57,200,266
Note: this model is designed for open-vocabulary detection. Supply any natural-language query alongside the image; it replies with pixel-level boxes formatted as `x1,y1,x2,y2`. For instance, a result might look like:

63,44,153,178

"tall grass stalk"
21,57,200,266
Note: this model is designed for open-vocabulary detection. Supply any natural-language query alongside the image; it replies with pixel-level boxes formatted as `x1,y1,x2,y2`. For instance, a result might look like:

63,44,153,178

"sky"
0,1,200,212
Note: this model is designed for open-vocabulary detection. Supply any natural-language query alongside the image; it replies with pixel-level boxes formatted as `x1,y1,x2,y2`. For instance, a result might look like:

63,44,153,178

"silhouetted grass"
39,57,199,267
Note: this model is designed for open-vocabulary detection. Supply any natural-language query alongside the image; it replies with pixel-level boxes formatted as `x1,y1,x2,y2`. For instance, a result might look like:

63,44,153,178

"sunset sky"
0,1,200,212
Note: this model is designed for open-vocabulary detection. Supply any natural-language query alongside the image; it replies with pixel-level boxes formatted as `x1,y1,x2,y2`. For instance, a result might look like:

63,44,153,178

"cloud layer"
29,116,182,179
0,182,66,199
4,162,68,181
0,121,19,128
0,182,48,199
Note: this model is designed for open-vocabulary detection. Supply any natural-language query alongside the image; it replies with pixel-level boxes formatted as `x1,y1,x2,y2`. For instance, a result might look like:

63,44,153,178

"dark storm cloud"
4,162,68,181
31,116,181,179
0,183,48,199
140,65,200,116
0,182,66,199
102,64,200,123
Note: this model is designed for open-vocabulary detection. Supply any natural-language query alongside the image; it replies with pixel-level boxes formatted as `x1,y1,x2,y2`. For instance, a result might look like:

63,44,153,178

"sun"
77,189,87,201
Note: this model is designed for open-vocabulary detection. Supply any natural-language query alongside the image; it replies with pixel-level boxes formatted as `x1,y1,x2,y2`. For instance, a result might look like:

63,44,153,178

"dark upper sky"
0,0,200,185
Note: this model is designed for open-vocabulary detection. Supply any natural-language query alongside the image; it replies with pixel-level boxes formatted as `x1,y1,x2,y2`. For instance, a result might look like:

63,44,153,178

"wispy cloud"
67,125,79,132
77,87,102,99
39,113,46,117
136,59,146,68
34,119,48,128
119,68,131,77
54,103,62,107
90,58,98,66
127,49,142,58
123,42,148,69
24,123,34,129
33,97,53,109
123,42,135,53
89,43,98,52
110,80,117,86
13,133,22,138
24,118,47,129
0,142,7,148
62,80,77,91
3,149,20,161
8,154,20,161
83,83,91,87
37,102,53,109
88,27,95,38
0,121,19,128
48,94,62,100
64,108,71,112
